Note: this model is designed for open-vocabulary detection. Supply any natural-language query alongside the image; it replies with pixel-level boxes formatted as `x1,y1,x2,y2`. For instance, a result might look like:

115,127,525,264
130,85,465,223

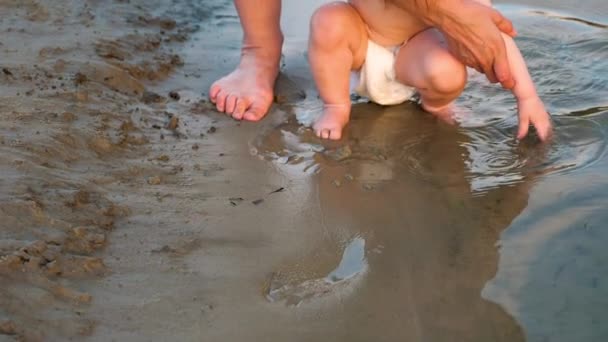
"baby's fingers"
517,115,530,140
533,116,553,142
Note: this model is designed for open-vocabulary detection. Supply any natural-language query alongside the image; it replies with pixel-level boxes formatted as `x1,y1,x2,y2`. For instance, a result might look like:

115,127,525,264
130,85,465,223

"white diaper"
350,40,415,106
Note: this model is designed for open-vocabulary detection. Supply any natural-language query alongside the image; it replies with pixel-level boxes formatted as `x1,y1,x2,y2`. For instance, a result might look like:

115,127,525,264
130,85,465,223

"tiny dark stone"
152,245,175,253
207,126,217,134
74,72,88,85
252,199,264,205
167,116,179,130
142,91,164,104
169,91,180,100
229,197,244,206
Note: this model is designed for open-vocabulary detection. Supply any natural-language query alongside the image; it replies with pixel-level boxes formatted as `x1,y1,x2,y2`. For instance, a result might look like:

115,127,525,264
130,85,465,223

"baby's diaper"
350,40,415,105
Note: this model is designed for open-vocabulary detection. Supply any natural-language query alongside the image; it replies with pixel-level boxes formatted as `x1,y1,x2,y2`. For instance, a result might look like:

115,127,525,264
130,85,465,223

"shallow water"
254,1,608,341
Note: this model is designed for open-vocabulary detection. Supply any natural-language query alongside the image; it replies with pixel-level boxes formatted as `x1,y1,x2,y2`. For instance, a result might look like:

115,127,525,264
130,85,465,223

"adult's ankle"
241,31,283,61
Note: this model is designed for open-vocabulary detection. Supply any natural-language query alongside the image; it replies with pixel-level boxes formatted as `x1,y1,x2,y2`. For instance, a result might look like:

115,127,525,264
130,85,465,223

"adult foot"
209,51,280,121
313,104,351,140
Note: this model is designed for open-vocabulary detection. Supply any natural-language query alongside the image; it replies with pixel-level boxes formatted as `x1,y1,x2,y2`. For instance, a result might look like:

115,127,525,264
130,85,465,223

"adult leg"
309,2,367,140
209,0,283,121
395,29,467,117
389,0,516,88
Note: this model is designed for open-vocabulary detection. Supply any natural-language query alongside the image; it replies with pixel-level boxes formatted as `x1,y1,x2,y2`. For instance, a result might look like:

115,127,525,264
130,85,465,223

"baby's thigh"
309,2,368,67
394,29,466,89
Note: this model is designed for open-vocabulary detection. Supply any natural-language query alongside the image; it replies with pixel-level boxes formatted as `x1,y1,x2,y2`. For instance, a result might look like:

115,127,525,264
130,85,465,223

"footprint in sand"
265,237,368,306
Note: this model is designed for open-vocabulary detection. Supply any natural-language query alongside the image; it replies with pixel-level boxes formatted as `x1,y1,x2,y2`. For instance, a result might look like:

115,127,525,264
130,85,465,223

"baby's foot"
421,101,456,125
313,104,351,140
209,52,279,121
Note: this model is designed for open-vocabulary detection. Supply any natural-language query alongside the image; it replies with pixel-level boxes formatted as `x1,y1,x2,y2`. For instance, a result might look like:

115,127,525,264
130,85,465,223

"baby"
308,0,552,141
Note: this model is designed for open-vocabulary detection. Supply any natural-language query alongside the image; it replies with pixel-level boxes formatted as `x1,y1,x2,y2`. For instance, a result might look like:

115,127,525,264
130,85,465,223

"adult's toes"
225,95,238,114
209,83,221,102
232,99,247,120
242,105,266,122
215,91,228,113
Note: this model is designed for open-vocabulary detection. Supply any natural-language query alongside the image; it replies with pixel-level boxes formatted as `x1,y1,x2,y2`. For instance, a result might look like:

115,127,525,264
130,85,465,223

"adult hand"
431,0,517,89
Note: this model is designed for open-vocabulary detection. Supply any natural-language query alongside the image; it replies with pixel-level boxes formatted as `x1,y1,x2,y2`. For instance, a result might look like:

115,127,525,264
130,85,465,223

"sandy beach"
1,1,607,341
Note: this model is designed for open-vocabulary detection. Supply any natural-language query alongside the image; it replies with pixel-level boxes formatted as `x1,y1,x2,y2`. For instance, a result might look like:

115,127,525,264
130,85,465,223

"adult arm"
392,0,517,89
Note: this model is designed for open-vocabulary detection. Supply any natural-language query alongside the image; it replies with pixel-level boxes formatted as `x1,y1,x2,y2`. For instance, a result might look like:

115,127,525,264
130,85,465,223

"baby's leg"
309,3,368,140
395,29,467,118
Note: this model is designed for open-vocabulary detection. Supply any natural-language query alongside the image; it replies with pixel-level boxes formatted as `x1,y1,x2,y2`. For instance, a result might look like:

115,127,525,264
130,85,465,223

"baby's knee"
423,52,467,95
310,3,353,47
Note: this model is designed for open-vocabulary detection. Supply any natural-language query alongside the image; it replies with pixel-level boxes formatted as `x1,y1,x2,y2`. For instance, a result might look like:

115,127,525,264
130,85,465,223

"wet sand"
1,0,607,341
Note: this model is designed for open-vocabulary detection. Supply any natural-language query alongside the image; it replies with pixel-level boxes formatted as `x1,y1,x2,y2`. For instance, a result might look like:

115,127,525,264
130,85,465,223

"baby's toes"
328,128,342,140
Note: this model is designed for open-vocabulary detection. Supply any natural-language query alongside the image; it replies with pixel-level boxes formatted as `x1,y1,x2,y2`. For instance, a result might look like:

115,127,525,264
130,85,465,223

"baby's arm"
502,34,552,141
472,0,552,140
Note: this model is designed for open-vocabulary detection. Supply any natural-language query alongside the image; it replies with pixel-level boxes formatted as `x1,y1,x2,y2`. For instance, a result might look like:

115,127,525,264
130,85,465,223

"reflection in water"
256,105,607,195
256,102,533,340
326,236,366,283
254,4,608,341
483,173,608,341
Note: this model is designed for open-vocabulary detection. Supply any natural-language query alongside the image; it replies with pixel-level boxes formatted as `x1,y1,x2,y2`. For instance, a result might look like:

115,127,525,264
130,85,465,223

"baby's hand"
517,97,552,141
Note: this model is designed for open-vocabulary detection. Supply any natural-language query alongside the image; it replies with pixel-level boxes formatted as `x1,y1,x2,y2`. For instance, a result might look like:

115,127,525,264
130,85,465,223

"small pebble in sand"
207,126,217,134
0,320,17,335
89,136,113,154
332,179,342,187
229,197,244,206
147,176,162,185
142,91,164,104
152,245,175,254
167,116,179,130
73,72,88,85
75,91,88,101
169,91,180,100
326,145,352,162
2,68,13,77
192,144,199,150
61,112,76,122
156,155,170,162
344,174,354,181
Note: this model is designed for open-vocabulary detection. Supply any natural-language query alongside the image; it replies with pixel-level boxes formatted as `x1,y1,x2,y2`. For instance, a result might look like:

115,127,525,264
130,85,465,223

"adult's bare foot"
209,51,280,121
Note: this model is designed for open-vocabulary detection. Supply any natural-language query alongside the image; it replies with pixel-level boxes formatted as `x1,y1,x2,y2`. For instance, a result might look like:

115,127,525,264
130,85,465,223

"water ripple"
462,116,607,194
